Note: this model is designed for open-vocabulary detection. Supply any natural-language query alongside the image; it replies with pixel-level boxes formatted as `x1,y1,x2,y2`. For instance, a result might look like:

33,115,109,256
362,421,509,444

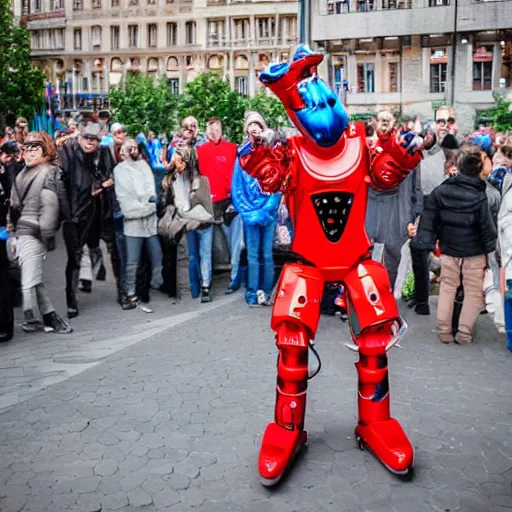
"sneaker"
79,280,92,293
257,290,270,306
121,296,138,310
414,301,430,315
200,287,212,303
43,312,73,334
22,320,44,333
247,301,259,308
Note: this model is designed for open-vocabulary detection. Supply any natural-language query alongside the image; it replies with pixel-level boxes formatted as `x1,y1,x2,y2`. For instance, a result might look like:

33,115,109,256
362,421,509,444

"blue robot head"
259,45,349,148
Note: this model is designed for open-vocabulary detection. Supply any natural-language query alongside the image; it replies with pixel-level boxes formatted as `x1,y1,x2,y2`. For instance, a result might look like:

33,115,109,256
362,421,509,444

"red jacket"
197,138,237,203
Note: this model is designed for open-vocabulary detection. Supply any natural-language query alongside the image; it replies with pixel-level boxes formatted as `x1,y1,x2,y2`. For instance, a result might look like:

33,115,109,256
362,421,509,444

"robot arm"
239,141,295,194
369,131,423,191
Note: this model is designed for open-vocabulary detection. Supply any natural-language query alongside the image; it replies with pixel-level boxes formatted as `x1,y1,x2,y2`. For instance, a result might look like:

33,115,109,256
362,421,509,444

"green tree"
0,0,45,125
483,93,512,132
245,89,289,129
109,73,178,136
177,72,247,142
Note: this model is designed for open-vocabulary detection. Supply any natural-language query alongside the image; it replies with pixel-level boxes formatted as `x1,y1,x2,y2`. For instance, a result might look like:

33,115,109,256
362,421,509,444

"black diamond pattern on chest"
311,192,354,243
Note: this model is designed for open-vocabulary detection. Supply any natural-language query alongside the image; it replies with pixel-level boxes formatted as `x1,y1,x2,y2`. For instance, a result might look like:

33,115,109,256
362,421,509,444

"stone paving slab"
0,291,512,511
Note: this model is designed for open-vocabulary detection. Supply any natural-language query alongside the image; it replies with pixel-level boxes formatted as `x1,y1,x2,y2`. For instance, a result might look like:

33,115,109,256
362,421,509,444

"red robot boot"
344,260,414,477
258,263,324,486
354,327,414,478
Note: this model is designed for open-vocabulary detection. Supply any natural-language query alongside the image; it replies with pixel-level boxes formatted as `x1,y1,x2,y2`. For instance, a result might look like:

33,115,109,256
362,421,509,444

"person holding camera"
6,132,71,334
59,122,119,318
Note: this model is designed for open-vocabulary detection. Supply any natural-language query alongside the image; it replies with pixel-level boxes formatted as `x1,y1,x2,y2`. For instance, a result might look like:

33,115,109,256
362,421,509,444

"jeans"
221,214,244,287
410,245,430,304
125,235,163,297
187,226,214,297
245,221,276,304
114,217,127,294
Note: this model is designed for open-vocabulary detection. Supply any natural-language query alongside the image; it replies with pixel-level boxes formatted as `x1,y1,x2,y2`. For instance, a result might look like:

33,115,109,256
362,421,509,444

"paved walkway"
0,245,512,511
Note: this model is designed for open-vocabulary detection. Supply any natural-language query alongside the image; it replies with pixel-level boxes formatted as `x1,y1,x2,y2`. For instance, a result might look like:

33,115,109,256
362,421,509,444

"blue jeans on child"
244,221,276,305
187,227,214,298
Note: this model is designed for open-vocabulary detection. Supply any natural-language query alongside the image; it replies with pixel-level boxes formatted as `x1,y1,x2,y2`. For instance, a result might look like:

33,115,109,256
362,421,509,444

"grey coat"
7,163,64,246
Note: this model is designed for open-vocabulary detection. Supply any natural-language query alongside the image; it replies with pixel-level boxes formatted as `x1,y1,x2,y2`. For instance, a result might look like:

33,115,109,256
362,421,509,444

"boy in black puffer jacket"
414,144,497,344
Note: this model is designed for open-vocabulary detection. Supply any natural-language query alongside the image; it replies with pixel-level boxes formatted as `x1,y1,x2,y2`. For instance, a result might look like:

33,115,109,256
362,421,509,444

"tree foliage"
110,72,290,143
177,72,247,142
0,0,45,124
484,93,512,132
109,73,179,136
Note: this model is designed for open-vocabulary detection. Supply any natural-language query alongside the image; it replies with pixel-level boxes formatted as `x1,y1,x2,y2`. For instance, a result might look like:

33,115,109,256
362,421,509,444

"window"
168,78,179,95
473,46,493,90
388,62,399,92
328,0,350,14
257,17,275,41
430,48,448,92
50,28,64,49
74,29,82,50
82,77,89,91
112,0,119,6
208,20,224,46
382,0,412,8
148,0,156,4
235,76,248,96
167,23,177,46
429,0,449,5
357,63,375,93
129,0,138,5
32,0,41,11
333,63,344,96
54,0,64,8
73,0,82,10
92,72,105,93
185,21,196,45
92,0,101,7
148,24,157,47
234,19,249,42
167,0,174,3
111,26,120,50
128,25,139,48
357,0,375,11
92,26,101,48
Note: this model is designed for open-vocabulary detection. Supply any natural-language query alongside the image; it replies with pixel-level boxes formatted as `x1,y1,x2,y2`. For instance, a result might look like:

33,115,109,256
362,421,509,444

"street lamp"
298,0,311,47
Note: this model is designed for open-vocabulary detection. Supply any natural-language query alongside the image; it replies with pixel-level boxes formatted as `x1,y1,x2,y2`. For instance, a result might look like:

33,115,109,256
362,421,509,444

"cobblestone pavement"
1,246,512,511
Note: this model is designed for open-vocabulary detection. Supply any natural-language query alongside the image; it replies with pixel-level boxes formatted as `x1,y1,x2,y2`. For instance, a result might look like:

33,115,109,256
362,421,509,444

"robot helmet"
259,45,349,148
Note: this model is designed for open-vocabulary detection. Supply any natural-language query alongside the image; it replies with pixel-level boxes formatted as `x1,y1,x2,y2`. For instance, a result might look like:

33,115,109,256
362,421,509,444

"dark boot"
121,295,138,310
414,301,430,316
200,287,212,303
79,279,92,293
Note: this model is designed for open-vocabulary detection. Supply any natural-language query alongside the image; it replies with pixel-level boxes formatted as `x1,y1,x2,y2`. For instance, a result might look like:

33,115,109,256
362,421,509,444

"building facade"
13,0,298,111
311,0,512,131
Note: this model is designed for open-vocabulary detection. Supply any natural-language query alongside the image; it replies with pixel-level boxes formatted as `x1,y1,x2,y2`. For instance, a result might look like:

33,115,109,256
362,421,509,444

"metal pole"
298,0,311,46
450,0,458,105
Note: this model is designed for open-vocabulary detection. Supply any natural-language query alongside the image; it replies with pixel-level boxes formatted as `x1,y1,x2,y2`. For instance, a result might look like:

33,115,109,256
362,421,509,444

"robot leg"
344,260,414,477
258,263,323,486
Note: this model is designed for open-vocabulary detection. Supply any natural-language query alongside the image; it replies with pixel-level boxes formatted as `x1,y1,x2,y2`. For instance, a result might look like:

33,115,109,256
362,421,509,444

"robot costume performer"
239,45,423,485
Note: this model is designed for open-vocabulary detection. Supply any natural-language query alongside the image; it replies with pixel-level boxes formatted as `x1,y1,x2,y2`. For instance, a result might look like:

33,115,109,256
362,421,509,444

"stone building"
311,0,512,131
13,0,298,111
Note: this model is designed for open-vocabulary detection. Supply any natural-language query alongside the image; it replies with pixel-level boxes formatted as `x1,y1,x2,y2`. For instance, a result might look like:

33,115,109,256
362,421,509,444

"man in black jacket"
414,144,497,345
59,123,119,318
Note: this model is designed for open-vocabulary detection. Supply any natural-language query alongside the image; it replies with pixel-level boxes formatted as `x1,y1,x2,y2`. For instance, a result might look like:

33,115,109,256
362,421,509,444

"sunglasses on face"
436,117,456,125
82,135,99,142
182,124,197,131
21,143,44,153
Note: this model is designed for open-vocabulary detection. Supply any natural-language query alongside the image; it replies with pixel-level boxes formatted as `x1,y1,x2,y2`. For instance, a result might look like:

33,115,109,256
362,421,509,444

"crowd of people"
0,106,511,350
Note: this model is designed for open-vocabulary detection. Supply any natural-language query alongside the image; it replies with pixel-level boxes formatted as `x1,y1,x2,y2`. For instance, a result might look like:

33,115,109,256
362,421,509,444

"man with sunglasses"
409,106,458,315
59,123,119,318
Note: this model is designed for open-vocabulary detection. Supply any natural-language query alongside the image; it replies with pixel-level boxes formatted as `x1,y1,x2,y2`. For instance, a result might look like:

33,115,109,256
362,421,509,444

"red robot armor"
242,46,421,486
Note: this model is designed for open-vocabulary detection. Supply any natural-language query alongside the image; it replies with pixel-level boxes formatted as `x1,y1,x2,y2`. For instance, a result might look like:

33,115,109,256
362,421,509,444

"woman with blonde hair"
7,132,72,333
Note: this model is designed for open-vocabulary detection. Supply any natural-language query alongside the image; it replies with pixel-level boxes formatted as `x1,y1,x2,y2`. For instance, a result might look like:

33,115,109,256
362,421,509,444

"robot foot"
355,419,414,479
258,423,308,486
